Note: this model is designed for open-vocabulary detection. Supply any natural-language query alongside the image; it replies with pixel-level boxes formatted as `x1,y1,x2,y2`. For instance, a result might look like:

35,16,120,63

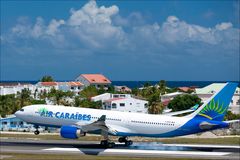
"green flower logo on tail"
198,100,226,120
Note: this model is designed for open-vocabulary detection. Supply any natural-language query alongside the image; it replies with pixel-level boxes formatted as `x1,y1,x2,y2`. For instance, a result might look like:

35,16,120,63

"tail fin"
187,82,238,121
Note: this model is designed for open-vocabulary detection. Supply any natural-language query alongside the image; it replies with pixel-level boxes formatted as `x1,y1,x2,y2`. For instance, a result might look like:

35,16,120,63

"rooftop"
68,81,83,86
195,83,240,94
40,82,58,86
162,92,185,97
81,74,111,84
104,98,126,102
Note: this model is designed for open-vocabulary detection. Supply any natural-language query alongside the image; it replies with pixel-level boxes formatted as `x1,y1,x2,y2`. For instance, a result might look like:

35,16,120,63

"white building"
91,93,131,102
195,83,240,114
114,86,132,93
35,82,59,92
58,81,84,95
104,97,148,113
75,74,111,88
91,93,148,113
0,83,36,97
161,92,185,102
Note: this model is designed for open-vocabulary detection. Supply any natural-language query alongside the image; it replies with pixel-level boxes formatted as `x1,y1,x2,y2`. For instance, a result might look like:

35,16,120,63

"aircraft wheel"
34,130,40,135
100,140,108,146
125,140,133,146
107,142,115,148
118,137,125,143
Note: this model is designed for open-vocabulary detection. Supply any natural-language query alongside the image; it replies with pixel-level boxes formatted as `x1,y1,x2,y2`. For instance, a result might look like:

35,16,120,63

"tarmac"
1,138,240,159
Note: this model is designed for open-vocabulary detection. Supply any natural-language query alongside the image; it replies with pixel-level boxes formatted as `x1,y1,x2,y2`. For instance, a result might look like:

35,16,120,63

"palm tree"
17,88,31,108
158,80,167,95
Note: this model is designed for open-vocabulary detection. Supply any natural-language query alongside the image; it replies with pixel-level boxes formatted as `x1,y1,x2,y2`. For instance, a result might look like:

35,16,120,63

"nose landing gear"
34,125,40,135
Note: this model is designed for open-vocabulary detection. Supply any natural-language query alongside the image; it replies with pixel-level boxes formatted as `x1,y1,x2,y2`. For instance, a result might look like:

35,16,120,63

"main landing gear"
118,137,133,146
100,137,133,148
34,126,40,135
100,140,116,148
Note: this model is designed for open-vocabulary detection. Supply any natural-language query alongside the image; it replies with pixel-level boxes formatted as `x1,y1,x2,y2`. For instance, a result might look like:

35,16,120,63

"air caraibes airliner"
15,82,238,148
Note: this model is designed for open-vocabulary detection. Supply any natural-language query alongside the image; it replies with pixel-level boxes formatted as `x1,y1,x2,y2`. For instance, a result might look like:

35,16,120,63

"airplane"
15,82,239,148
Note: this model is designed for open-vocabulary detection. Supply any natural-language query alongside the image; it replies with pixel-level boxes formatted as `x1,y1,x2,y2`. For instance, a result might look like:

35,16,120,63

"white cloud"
4,1,239,57
215,22,233,31
31,17,45,38
46,19,65,36
68,0,118,26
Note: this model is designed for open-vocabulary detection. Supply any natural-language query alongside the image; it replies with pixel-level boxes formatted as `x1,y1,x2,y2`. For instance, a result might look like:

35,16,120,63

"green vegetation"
80,86,99,99
0,89,46,117
48,88,74,105
168,94,202,111
132,80,169,114
224,111,240,120
40,75,54,82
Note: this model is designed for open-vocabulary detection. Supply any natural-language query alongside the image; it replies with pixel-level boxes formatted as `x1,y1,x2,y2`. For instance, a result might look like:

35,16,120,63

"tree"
79,99,102,109
0,94,16,117
16,88,31,108
158,80,167,95
168,94,202,111
74,96,81,107
143,82,151,88
147,92,164,114
148,102,164,114
80,86,98,99
48,88,74,105
41,75,54,82
224,111,240,120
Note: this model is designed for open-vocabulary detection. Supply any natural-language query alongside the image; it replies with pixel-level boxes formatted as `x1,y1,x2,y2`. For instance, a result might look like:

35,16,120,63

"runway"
1,138,240,159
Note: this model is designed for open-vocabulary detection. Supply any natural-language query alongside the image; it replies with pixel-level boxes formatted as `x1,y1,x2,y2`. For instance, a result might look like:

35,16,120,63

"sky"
1,0,239,81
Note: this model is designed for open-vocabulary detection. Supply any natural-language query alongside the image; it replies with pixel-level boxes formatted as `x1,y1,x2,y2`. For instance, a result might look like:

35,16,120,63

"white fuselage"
15,105,191,137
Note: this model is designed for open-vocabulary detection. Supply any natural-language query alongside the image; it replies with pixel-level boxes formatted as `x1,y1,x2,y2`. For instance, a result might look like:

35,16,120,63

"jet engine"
60,126,86,139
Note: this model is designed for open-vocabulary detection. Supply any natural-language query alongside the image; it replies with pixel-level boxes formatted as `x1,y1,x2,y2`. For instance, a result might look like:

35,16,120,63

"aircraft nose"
14,110,21,117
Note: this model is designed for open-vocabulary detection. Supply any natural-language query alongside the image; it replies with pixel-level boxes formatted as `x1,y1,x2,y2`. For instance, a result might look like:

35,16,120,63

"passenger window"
120,103,125,107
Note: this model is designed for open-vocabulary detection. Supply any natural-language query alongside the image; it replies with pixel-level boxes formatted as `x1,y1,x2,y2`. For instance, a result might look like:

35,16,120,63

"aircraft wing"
75,115,124,135
163,104,199,116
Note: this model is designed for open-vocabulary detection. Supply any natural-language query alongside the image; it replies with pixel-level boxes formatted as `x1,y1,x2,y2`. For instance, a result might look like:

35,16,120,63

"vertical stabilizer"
187,82,238,121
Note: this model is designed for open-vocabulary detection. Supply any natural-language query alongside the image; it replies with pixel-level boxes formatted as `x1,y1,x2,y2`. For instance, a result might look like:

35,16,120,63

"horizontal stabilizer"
224,119,240,124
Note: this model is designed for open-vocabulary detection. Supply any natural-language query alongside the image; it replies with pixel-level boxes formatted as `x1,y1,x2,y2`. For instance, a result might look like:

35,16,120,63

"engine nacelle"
60,126,86,139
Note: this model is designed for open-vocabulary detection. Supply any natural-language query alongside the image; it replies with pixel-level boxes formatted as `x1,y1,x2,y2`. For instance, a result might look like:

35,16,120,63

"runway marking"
43,147,231,156
44,148,80,152
164,144,240,149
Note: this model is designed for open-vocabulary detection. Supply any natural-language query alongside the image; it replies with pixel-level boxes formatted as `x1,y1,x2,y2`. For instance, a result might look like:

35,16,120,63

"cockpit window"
20,109,24,112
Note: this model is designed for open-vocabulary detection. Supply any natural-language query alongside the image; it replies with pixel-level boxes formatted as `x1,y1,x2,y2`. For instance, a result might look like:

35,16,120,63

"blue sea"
1,81,239,88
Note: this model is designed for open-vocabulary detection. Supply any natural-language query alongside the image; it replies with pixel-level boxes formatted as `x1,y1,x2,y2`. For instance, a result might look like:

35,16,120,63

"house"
91,93,148,113
58,81,84,95
178,86,195,92
103,97,148,113
114,85,132,93
161,92,185,103
35,82,59,96
194,83,240,114
75,74,111,89
91,93,132,102
0,115,55,132
0,115,32,131
0,83,36,96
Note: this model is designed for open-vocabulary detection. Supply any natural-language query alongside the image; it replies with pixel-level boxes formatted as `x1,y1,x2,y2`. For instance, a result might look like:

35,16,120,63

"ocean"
1,81,239,88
